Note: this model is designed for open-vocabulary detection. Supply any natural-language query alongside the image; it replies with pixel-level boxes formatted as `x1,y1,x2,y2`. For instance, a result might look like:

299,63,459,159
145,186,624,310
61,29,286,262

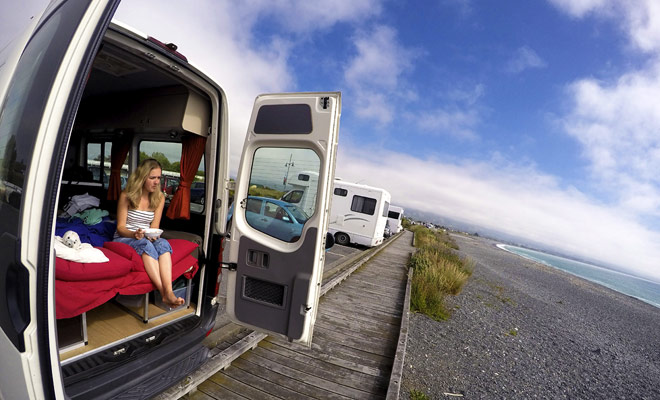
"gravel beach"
401,233,660,399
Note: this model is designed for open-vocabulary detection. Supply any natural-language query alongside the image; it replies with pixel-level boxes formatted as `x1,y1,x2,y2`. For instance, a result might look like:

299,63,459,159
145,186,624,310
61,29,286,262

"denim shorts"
113,237,173,260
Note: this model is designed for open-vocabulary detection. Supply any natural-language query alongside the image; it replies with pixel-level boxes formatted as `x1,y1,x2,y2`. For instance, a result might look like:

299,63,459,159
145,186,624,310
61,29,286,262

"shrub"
410,389,430,400
409,227,473,320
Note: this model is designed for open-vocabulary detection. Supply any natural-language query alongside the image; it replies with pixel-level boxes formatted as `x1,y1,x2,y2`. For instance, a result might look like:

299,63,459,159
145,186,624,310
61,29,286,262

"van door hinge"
221,262,237,271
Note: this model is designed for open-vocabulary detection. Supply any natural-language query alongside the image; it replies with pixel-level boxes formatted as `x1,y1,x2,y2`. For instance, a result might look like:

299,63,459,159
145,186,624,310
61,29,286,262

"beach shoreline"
401,233,660,399
496,243,660,309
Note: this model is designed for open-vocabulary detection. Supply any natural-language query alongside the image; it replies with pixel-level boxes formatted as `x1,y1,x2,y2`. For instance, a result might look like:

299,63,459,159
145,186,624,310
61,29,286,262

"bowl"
143,228,163,238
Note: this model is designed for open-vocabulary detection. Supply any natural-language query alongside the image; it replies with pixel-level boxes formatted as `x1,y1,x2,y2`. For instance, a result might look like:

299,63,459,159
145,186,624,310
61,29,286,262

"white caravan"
281,171,319,217
387,205,404,234
0,3,340,398
329,180,391,247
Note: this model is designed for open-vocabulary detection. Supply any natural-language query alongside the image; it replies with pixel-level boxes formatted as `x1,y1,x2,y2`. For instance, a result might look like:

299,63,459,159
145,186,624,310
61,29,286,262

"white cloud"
415,108,480,140
561,62,660,216
233,0,383,34
344,25,419,124
549,0,660,218
548,0,660,53
336,145,660,282
506,46,547,74
547,0,611,18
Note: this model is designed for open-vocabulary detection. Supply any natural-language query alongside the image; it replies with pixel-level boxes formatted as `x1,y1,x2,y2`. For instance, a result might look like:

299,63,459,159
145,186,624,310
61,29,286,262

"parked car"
228,196,309,242
162,175,180,200
190,181,205,204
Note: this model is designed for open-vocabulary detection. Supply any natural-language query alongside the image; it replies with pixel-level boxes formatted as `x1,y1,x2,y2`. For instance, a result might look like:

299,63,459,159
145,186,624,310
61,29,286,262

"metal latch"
221,262,237,271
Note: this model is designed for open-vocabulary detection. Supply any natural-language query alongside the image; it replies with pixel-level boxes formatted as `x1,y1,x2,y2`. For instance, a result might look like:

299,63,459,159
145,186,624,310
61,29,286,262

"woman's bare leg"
141,253,164,293
158,252,184,307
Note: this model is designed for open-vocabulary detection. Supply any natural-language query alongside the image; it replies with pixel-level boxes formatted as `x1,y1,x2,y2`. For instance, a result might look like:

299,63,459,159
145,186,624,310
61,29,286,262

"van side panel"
0,1,120,398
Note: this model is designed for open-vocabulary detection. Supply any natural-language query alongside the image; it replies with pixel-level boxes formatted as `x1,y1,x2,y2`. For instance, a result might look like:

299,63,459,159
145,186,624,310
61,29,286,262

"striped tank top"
114,209,154,238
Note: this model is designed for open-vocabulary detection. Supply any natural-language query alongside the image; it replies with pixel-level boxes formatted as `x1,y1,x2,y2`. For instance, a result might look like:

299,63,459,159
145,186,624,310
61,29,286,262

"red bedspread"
55,239,199,319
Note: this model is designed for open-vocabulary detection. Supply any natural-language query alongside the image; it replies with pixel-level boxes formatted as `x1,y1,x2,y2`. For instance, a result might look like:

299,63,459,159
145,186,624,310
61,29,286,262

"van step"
110,346,209,400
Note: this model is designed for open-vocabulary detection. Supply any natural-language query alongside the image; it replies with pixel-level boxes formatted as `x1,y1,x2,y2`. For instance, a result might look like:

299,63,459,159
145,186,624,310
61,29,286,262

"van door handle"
0,233,30,352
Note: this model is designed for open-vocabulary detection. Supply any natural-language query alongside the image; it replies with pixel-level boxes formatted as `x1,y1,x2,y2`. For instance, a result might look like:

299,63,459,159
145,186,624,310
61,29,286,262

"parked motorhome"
0,3,340,399
280,170,319,217
328,180,391,247
387,205,404,234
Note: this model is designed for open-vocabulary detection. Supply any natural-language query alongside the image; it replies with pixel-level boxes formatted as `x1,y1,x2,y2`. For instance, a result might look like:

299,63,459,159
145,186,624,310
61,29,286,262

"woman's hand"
134,228,145,240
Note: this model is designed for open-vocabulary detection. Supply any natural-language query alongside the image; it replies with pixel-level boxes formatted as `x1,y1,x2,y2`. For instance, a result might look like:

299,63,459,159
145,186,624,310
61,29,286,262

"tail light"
147,36,188,62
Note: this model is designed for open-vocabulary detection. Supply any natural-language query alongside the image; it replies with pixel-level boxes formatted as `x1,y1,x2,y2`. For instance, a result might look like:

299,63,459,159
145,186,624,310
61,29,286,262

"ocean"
497,244,660,309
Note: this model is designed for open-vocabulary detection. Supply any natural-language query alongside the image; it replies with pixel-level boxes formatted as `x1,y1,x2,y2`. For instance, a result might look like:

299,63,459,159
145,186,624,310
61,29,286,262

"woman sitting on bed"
114,158,184,308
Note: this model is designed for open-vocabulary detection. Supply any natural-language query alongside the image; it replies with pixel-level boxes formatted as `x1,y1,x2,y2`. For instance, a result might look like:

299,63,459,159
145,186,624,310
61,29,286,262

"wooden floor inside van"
59,301,196,362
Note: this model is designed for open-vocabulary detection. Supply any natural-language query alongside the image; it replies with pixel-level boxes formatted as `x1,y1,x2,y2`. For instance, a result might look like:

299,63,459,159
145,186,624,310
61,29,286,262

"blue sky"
5,0,660,282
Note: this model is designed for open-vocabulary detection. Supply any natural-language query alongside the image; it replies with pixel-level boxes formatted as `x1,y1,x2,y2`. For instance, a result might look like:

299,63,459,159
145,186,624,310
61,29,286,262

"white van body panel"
0,1,117,398
387,205,404,234
328,180,391,247
281,170,319,217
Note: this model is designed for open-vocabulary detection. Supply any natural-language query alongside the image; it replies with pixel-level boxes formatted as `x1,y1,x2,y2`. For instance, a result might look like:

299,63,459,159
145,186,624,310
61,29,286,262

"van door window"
244,147,319,242
87,142,127,189
139,140,205,213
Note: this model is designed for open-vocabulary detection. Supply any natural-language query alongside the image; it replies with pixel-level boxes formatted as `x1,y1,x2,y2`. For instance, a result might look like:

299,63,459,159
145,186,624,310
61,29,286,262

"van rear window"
254,104,312,134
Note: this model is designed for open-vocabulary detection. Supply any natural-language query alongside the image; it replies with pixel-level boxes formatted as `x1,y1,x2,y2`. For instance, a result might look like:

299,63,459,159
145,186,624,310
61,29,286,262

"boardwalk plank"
206,373,278,400
253,343,388,393
314,319,398,349
319,306,400,331
233,353,372,399
227,358,351,400
262,336,384,377
318,309,397,332
313,326,397,357
216,362,312,400
194,380,248,400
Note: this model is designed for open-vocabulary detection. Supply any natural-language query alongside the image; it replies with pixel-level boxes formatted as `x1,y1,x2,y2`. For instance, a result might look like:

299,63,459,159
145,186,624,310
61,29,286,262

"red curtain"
166,134,206,220
107,134,132,201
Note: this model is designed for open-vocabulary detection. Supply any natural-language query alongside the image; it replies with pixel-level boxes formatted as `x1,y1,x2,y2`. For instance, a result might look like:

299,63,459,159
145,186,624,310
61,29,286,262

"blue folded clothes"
55,216,117,247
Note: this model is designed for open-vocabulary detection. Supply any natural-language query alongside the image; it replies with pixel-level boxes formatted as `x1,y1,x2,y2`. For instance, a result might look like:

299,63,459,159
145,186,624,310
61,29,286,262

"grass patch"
248,185,284,199
409,226,474,320
410,389,430,400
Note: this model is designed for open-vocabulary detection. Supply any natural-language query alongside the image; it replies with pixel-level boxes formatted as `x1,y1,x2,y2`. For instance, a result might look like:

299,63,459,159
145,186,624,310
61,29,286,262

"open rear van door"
0,0,119,398
225,93,341,346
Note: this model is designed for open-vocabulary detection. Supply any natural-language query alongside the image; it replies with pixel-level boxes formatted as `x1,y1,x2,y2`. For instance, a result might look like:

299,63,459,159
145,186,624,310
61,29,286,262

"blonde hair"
124,159,163,210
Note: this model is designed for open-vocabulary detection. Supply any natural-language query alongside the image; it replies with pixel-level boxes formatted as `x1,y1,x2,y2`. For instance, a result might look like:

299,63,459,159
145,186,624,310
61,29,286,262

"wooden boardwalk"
189,231,413,400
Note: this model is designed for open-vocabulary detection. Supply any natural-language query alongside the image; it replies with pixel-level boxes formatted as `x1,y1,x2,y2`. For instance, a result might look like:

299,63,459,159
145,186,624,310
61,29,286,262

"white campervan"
387,205,404,234
328,180,391,247
0,2,340,399
280,171,319,217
